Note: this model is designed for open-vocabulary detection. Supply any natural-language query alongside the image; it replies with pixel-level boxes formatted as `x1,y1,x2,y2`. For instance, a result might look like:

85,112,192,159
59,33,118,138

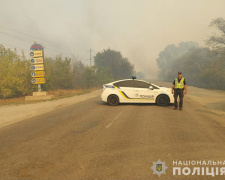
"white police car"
101,76,174,106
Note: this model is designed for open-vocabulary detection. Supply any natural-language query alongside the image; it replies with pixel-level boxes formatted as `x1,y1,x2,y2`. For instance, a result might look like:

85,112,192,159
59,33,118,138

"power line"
0,24,71,50
0,24,89,60
0,29,69,53
0,31,32,43
0,42,30,53
0,42,73,60
0,31,74,56
0,24,79,58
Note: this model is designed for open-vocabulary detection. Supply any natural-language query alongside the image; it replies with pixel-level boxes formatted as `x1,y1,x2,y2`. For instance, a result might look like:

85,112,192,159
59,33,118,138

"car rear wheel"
156,95,169,106
107,95,119,106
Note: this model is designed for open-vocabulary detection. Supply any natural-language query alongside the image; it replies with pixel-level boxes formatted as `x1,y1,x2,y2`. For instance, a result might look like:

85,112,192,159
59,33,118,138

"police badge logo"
156,164,162,172
151,159,168,177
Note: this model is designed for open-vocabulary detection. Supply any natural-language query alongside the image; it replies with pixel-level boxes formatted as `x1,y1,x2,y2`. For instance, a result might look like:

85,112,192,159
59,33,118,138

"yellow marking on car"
115,86,154,100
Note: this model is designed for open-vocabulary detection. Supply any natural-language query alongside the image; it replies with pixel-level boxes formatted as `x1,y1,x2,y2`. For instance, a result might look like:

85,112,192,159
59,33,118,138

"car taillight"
103,85,115,91
103,85,106,91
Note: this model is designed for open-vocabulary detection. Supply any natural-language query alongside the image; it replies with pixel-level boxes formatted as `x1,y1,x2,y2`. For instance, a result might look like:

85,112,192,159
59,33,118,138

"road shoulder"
0,89,102,128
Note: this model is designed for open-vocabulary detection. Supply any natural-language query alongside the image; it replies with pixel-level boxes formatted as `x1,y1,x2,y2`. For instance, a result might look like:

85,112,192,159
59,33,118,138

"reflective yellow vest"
175,77,185,89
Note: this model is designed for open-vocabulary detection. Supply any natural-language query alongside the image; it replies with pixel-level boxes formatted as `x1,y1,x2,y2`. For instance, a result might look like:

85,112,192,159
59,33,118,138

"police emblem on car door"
133,80,155,102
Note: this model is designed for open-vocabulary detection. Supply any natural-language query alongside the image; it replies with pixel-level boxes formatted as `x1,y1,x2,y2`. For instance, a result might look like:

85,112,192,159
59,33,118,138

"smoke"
0,0,225,79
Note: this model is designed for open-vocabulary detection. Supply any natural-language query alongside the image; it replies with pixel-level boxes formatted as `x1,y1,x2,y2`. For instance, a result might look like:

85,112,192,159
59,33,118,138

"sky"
0,0,225,79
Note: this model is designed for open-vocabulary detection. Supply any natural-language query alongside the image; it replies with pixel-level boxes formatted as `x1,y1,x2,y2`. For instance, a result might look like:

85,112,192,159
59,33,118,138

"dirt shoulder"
187,86,225,116
0,88,99,107
156,81,225,116
0,89,102,128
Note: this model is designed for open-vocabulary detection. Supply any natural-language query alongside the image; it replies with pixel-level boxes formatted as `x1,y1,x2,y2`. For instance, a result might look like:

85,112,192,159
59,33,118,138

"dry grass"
48,87,100,99
0,87,100,106
0,97,25,104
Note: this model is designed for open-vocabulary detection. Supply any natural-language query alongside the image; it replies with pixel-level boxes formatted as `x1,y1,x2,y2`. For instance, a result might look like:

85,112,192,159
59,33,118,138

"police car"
101,76,174,106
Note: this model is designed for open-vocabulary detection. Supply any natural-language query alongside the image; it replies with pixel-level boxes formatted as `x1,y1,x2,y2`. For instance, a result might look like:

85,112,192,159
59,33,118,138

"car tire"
107,94,119,106
156,95,169,106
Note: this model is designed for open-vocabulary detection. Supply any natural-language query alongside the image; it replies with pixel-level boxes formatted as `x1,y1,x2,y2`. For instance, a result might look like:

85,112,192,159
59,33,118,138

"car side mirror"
149,86,153,90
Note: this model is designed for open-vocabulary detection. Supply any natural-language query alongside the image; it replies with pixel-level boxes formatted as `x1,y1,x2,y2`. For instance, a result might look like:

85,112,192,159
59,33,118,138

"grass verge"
0,87,100,107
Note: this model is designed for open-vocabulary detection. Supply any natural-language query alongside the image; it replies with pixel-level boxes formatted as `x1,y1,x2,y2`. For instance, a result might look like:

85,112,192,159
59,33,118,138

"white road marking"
106,111,123,128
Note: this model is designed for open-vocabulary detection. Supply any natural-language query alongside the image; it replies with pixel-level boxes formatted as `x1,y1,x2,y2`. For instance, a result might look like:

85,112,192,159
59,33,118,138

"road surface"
0,85,225,180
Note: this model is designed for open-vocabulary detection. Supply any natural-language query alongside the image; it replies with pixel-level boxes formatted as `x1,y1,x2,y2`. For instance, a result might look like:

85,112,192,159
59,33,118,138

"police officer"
172,72,187,111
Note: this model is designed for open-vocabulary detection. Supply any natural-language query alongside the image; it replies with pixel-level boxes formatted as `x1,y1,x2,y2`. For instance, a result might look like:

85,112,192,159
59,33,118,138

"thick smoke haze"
0,0,225,79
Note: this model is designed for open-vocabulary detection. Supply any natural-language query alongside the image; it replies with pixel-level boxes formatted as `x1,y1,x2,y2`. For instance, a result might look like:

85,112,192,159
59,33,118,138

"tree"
71,60,86,88
206,17,225,89
207,17,225,47
155,18,225,90
43,56,73,90
0,45,33,98
172,48,214,87
156,41,199,80
94,49,134,80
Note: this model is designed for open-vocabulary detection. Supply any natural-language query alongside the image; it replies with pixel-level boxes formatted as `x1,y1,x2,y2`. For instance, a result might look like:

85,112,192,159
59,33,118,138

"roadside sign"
30,43,44,50
30,43,46,89
30,50,43,58
30,64,44,71
31,78,46,84
30,57,44,64
31,71,45,77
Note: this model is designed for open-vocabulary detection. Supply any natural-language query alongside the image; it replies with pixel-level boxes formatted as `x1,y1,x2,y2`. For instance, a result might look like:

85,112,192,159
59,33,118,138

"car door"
113,80,135,102
133,80,155,103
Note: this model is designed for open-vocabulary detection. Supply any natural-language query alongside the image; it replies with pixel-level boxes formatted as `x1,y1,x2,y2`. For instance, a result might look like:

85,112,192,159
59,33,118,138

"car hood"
158,87,172,91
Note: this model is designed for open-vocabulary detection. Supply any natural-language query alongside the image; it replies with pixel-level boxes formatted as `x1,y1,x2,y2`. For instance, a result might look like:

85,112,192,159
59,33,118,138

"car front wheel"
107,94,119,106
156,95,169,106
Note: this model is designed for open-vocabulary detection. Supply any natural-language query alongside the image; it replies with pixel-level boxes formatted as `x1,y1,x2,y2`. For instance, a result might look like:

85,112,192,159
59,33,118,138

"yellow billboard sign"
30,64,44,71
31,78,46,84
30,57,44,64
30,50,43,58
31,71,45,77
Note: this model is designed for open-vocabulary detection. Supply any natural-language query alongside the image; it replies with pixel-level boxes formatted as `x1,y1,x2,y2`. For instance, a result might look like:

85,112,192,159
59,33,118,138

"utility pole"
89,48,92,67
86,48,94,67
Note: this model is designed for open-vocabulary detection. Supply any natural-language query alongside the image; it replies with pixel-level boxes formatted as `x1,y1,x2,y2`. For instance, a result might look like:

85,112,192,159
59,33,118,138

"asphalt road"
0,91,225,179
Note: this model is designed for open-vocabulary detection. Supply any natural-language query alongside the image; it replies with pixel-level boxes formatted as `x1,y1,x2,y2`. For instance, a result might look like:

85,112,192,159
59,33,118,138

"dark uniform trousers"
174,89,184,109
